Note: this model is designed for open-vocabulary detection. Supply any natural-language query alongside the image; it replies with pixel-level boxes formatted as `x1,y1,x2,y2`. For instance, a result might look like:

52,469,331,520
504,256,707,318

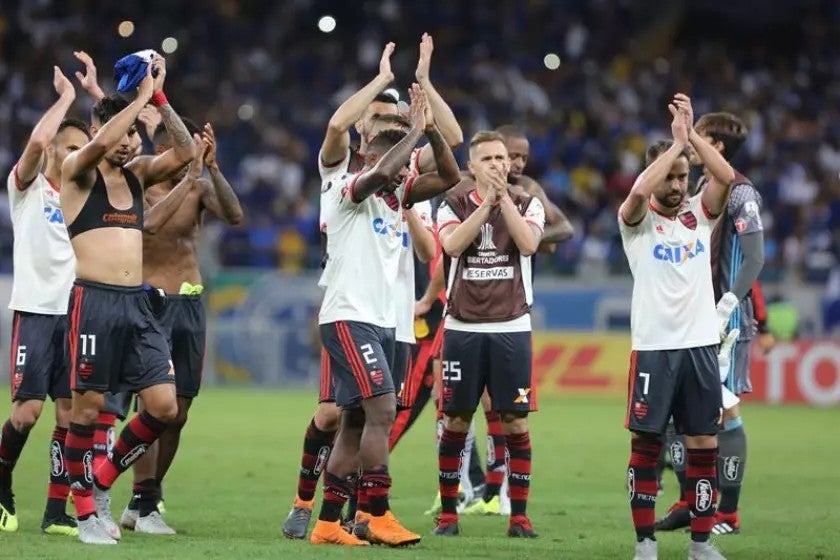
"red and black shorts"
319,321,396,409
67,280,174,394
624,345,722,436
9,311,70,402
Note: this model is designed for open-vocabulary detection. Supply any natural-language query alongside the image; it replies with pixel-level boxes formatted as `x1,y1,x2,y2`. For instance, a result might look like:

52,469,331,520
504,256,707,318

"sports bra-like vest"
67,168,144,239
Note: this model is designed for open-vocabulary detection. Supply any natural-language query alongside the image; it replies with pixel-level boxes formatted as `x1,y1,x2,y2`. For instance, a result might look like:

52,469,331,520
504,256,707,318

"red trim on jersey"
68,286,84,391
9,312,21,397
319,349,332,402
12,164,29,191
647,203,678,220
411,147,422,176
45,175,60,192
619,207,644,227
335,322,373,398
624,350,639,429
468,189,483,206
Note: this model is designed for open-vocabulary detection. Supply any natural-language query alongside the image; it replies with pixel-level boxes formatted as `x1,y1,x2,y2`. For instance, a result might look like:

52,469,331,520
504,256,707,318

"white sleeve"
318,148,350,181
524,197,545,231
436,200,460,230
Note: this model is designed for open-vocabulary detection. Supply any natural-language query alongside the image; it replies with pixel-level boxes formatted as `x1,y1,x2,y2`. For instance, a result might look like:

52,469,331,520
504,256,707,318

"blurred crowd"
1,0,838,285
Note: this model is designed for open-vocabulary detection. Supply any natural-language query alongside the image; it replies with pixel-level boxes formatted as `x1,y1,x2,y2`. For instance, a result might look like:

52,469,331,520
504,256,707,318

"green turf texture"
1,390,837,559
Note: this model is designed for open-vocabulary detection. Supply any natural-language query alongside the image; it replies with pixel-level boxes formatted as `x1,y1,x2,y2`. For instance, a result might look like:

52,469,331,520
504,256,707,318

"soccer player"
308,85,459,547
620,99,734,560
283,35,463,539
432,130,545,538
656,107,763,537
0,66,88,536
60,58,195,545
116,120,243,534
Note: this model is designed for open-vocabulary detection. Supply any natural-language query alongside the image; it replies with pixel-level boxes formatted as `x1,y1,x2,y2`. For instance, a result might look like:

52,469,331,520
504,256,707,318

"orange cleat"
309,519,371,546
367,511,422,547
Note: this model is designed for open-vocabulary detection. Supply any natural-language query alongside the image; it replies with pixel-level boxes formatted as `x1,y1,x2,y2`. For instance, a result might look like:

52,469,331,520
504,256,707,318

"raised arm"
673,93,735,217
321,43,395,167
619,104,688,226
405,127,461,203
73,51,106,101
127,57,195,186
439,188,495,258
414,33,463,173
62,69,153,182
144,134,204,234
198,123,244,225
15,67,76,187
494,173,543,256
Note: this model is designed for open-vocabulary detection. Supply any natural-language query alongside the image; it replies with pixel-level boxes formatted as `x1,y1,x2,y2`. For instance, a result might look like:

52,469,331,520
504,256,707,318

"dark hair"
372,113,411,129
368,129,407,153
645,140,689,166
57,118,92,140
373,92,398,105
694,112,748,159
91,95,130,125
153,117,201,144
495,124,527,140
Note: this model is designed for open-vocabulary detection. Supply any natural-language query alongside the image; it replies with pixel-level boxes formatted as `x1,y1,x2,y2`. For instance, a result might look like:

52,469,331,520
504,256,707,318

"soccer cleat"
423,491,442,516
134,511,176,535
508,514,538,538
93,485,121,540
352,511,371,540
634,537,658,560
688,540,727,559
367,511,422,547
655,500,690,531
431,514,459,536
309,519,370,546
282,497,314,539
120,505,139,530
462,495,501,516
0,486,18,532
711,512,740,536
77,516,118,545
41,512,79,536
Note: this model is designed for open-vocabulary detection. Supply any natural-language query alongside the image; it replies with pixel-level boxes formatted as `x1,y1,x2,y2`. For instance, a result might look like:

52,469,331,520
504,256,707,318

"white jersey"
7,167,75,314
395,200,433,343
619,194,719,351
319,170,413,328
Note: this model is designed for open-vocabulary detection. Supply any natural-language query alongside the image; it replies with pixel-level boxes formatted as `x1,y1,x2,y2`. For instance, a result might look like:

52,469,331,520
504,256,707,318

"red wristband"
151,91,169,107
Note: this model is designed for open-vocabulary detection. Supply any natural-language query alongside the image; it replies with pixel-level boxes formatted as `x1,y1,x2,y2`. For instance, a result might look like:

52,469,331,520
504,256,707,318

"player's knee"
71,404,100,426
315,402,341,431
443,413,472,433
342,407,366,431
364,399,396,430
54,399,72,428
11,400,42,432
499,411,528,434
684,434,717,449
631,431,662,445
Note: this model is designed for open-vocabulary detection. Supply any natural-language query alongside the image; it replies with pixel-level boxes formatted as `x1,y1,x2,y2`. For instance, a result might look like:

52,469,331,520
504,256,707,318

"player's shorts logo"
369,369,384,386
723,456,741,481
627,467,636,500
50,440,64,477
669,440,685,467
514,388,531,404
695,479,713,512
633,400,648,420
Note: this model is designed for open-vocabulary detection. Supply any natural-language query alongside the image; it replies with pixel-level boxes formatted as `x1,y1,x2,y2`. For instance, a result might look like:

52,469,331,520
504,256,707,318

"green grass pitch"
1,390,838,559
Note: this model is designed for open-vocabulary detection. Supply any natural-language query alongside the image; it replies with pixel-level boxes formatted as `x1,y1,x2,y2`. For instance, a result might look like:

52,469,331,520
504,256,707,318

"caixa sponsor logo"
653,239,705,264
372,218,409,248
43,206,65,224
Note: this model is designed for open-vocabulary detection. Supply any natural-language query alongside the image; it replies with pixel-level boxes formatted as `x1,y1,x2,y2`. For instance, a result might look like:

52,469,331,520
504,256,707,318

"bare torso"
62,165,144,286
143,181,204,294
